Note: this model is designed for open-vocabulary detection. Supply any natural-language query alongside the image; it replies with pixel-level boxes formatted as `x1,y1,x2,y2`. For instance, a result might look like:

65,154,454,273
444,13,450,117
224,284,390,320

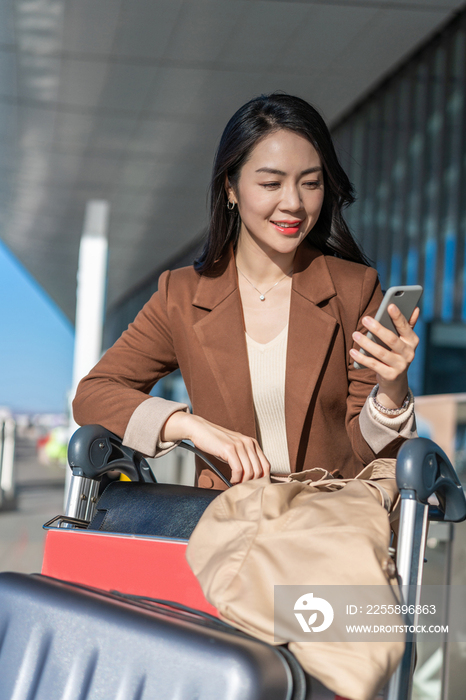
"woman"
73,93,418,489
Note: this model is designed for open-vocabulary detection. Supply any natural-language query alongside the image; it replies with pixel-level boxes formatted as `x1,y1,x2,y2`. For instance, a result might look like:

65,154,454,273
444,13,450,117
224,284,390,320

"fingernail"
363,316,375,326
353,331,361,341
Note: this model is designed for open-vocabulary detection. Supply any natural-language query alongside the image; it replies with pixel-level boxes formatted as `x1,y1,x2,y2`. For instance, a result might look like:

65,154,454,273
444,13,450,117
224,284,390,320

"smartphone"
353,285,423,370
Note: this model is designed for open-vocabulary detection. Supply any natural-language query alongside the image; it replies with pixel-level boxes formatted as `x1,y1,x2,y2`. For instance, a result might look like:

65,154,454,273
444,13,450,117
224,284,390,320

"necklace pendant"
259,295,265,301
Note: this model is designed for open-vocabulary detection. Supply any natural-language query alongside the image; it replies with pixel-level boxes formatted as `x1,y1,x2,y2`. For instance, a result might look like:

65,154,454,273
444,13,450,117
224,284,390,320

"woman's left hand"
350,305,420,409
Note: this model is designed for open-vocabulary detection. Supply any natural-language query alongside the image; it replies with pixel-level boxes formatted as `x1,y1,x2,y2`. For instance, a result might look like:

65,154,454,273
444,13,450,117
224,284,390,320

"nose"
280,183,303,213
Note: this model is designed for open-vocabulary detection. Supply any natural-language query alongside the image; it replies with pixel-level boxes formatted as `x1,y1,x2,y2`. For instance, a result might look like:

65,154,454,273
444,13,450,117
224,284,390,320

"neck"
235,232,296,284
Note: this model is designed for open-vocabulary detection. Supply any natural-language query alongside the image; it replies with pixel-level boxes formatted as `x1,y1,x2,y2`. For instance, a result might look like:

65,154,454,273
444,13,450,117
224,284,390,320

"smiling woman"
73,93,419,487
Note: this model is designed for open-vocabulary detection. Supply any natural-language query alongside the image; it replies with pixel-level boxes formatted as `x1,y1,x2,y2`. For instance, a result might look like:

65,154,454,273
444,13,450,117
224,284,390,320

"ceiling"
1,0,465,321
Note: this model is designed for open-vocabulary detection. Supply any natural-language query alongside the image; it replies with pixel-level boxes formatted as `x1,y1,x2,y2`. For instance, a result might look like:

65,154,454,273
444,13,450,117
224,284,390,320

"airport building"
1,4,466,698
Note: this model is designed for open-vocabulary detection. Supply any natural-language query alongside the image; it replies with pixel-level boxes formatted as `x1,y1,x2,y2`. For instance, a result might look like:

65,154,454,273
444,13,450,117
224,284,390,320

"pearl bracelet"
369,385,413,416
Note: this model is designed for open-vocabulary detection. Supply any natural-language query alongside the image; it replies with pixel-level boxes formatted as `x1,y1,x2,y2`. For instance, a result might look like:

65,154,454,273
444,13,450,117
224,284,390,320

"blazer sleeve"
345,267,416,464
72,270,189,457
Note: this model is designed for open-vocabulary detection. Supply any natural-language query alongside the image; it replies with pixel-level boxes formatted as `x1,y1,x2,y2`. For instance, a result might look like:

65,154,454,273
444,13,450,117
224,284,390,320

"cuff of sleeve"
367,386,415,428
359,389,417,453
122,396,190,458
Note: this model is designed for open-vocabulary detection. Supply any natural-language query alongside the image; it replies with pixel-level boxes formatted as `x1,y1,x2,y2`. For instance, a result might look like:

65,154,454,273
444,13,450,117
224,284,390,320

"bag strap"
178,441,232,488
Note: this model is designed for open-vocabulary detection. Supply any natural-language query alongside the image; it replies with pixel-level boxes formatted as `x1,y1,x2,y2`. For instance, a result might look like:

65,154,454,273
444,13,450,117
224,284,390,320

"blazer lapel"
192,250,257,439
285,244,338,471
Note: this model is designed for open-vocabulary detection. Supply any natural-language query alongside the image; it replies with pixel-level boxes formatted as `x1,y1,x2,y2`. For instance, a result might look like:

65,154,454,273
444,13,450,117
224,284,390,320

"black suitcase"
0,572,329,700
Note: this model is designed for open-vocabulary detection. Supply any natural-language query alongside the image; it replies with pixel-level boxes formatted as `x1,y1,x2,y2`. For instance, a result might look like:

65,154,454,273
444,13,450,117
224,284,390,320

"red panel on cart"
42,529,218,617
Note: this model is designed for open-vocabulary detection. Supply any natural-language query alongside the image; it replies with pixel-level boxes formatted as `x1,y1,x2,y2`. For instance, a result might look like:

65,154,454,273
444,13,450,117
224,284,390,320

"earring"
227,200,236,211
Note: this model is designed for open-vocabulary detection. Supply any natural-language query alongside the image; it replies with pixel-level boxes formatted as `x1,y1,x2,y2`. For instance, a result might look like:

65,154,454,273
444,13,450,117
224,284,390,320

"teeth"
273,222,300,228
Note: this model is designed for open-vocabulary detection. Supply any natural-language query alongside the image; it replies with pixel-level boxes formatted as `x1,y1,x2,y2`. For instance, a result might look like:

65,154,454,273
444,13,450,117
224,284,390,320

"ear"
224,174,236,205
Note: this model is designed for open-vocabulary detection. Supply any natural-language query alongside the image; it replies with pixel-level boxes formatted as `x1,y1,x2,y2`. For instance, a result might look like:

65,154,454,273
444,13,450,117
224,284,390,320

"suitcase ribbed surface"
0,572,295,700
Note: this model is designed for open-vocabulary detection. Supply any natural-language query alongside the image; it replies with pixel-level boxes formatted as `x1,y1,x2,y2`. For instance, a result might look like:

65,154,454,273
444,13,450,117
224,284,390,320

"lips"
270,220,303,234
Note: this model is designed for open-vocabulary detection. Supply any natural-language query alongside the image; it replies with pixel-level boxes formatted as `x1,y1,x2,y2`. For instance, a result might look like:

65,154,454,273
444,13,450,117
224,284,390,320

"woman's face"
228,129,325,258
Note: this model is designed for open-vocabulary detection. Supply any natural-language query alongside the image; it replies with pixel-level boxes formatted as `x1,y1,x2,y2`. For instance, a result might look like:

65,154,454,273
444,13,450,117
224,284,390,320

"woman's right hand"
161,411,270,484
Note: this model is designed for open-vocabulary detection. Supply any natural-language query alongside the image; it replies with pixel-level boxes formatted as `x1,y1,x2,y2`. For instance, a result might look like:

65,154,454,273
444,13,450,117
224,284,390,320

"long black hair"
194,92,370,273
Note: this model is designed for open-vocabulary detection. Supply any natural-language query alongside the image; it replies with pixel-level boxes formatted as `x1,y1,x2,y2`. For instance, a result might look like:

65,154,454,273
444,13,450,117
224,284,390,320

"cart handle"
68,425,155,483
396,437,466,522
68,425,232,488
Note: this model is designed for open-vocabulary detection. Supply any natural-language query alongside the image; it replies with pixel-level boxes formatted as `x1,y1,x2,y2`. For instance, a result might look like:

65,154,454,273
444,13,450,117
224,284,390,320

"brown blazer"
73,241,407,487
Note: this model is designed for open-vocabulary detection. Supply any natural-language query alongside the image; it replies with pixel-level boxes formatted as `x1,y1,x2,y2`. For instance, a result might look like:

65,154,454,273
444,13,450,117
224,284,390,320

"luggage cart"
0,425,464,700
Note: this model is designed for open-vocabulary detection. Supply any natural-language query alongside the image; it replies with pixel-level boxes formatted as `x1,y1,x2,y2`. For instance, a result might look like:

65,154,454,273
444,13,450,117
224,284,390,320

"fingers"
353,309,419,366
215,426,268,482
349,346,400,381
350,306,420,383
257,445,271,478
225,447,246,485
362,309,419,348
408,306,420,328
354,328,412,365
351,330,414,381
227,441,254,483
188,416,270,485
227,437,270,484
387,304,420,336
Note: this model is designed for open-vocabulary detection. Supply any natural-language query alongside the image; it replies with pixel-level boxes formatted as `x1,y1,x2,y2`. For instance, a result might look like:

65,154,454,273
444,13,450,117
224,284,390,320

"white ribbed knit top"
245,325,291,474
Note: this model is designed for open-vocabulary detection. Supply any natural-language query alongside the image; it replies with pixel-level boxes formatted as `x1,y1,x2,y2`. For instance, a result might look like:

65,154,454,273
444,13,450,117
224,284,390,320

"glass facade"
332,9,466,395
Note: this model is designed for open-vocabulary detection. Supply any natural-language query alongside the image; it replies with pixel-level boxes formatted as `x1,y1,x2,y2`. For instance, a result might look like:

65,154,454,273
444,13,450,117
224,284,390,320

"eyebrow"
255,167,323,176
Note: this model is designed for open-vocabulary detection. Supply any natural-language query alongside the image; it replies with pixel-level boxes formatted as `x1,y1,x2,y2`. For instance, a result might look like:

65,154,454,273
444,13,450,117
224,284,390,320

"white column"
65,200,109,506
0,417,16,500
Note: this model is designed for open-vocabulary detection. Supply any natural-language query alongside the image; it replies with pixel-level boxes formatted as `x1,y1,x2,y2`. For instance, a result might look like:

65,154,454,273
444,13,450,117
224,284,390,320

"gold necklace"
236,266,292,301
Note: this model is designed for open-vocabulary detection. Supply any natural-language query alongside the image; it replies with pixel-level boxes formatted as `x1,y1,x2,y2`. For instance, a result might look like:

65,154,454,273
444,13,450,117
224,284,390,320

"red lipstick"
270,220,302,235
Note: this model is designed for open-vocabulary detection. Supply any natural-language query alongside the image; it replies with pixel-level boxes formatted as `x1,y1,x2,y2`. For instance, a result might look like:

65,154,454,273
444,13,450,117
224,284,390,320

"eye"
260,182,280,189
303,180,322,189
